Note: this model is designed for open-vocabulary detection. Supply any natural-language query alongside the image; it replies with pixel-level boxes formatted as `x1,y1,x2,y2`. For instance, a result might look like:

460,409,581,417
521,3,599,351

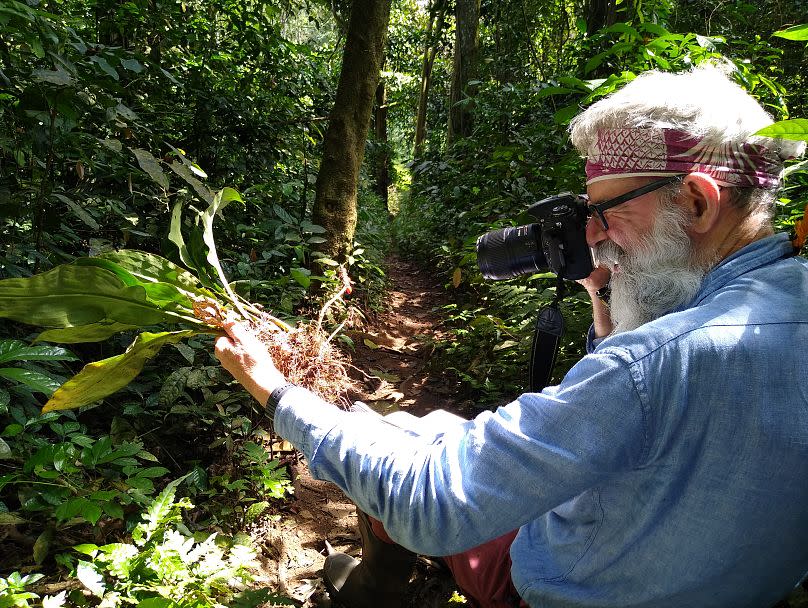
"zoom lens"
476,224,549,280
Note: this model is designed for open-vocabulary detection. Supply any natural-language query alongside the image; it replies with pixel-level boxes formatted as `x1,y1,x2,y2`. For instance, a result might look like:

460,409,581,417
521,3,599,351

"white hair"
569,63,804,218
570,63,801,156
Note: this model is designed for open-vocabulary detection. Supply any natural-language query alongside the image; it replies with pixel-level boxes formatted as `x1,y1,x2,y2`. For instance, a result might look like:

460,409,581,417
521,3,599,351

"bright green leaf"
0,339,78,363
0,367,61,395
754,119,808,141
773,24,808,41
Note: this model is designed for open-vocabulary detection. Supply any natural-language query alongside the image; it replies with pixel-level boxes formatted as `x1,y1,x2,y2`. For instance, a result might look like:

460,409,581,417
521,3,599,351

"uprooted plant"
0,182,355,413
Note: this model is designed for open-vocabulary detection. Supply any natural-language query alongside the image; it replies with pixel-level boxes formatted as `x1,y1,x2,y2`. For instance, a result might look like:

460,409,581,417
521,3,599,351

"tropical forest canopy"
0,0,807,605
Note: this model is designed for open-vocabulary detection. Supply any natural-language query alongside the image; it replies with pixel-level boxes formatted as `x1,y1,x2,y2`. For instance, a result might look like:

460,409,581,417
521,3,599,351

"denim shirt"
275,233,808,608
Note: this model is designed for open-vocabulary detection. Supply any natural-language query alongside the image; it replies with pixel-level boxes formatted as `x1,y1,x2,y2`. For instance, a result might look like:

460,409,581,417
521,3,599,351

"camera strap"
529,277,566,392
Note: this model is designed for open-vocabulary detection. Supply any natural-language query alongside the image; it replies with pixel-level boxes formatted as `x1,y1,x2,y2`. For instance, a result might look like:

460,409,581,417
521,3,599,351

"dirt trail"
255,255,464,607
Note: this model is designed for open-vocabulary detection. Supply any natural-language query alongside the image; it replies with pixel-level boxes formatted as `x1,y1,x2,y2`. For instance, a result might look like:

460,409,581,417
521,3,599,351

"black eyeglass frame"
586,175,682,231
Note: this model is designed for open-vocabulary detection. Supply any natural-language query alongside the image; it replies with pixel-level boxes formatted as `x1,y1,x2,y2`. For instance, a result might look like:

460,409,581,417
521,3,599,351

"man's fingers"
214,335,233,358
222,319,254,343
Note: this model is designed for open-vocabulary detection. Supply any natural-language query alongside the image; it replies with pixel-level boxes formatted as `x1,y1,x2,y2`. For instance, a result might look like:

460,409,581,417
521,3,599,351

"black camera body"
476,193,594,281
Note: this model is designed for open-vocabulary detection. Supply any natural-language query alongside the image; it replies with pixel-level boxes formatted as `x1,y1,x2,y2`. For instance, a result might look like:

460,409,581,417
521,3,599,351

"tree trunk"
373,79,390,211
447,0,481,147
311,0,392,264
414,0,448,157
585,0,633,34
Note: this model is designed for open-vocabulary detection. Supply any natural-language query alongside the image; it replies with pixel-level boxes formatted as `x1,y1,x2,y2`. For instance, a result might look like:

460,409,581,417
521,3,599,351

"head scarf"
585,128,785,188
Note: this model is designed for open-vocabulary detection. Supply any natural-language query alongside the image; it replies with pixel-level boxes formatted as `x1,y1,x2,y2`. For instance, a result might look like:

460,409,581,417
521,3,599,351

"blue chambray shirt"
275,233,808,607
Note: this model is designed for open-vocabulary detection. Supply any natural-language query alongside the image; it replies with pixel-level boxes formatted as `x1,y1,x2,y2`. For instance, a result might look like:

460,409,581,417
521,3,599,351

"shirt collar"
677,233,795,311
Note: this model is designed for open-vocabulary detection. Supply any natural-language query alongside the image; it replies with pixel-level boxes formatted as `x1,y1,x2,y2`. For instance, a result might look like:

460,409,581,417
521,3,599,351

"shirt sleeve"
273,349,648,556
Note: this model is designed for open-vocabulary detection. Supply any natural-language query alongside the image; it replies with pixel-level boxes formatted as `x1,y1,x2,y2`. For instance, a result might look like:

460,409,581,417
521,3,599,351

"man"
215,65,808,608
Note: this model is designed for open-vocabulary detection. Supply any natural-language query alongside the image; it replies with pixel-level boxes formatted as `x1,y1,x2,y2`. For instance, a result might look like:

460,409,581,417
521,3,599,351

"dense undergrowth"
2,0,808,605
394,22,808,407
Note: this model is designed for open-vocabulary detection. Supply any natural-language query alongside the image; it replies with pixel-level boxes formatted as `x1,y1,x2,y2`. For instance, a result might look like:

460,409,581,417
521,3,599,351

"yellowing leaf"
452,268,462,288
43,330,197,412
363,338,379,349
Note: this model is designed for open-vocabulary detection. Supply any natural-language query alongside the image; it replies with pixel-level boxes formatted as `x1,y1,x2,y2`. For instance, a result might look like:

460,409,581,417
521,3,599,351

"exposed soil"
254,255,470,607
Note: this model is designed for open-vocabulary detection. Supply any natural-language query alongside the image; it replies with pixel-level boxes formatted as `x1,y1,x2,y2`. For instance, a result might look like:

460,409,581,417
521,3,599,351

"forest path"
255,254,464,607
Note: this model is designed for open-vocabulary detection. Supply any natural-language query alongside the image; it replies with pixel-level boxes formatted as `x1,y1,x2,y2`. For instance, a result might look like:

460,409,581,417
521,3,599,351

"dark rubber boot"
322,510,416,608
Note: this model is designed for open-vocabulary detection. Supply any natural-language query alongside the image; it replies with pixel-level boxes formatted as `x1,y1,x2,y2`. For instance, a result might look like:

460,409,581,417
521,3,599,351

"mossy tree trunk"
311,0,392,265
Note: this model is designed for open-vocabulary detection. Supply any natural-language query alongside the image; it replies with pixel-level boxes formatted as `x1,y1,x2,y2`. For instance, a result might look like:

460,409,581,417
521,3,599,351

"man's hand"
214,320,287,407
576,266,614,338
577,266,611,298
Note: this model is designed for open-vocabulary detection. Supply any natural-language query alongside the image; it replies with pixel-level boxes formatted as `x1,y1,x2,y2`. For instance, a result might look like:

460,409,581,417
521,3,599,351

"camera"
476,193,594,281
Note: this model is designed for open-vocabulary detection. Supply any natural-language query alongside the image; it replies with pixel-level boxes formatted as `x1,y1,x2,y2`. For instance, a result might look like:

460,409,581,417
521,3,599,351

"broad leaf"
42,330,199,412
169,201,195,272
773,24,808,41
36,321,140,344
97,250,213,299
131,148,168,190
0,265,187,328
0,340,78,363
753,119,808,141
169,160,213,204
0,367,62,395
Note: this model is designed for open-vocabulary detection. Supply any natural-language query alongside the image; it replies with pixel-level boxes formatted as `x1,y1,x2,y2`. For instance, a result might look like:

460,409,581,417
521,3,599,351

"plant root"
194,298,355,407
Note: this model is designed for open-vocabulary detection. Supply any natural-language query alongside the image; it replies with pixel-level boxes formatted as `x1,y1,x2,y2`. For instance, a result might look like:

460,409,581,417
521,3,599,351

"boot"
322,510,416,608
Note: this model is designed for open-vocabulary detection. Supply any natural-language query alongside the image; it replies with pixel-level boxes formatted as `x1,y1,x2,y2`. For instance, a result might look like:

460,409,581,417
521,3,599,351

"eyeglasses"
586,175,682,231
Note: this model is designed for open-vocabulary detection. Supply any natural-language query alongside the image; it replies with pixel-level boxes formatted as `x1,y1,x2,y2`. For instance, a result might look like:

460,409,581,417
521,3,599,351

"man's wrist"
265,383,297,420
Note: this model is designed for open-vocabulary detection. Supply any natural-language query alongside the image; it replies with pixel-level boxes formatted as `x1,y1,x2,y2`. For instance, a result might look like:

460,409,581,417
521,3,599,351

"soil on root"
255,255,470,607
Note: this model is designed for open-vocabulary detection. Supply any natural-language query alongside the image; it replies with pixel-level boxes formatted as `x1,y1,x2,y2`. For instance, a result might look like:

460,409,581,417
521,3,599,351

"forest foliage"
1,0,807,605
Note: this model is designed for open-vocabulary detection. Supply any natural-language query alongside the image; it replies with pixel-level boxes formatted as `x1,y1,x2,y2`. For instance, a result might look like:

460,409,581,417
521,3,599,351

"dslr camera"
476,193,594,281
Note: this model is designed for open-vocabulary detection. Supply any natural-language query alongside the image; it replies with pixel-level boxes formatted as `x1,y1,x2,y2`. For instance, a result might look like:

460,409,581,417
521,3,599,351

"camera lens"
476,224,549,280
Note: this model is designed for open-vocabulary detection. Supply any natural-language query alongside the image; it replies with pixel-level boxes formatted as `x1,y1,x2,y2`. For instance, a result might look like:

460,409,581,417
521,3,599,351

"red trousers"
369,517,528,608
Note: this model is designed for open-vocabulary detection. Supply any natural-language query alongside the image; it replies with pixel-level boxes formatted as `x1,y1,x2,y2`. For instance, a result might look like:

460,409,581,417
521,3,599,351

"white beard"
593,204,711,334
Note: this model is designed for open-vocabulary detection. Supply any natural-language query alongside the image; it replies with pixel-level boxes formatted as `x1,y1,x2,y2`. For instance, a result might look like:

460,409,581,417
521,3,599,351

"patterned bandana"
585,128,783,188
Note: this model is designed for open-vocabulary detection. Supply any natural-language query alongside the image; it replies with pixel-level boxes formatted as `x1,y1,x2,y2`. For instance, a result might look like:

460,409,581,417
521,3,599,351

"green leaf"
132,466,170,479
0,367,61,395
231,588,293,608
42,330,199,412
131,148,169,190
169,160,213,204
753,119,808,141
73,544,100,557
0,438,11,460
290,267,311,288
102,502,124,519
55,497,87,521
120,58,145,73
0,265,180,328
53,194,100,230
273,204,297,224
136,599,176,608
169,202,194,270
90,56,119,80
32,65,74,85
36,322,140,344
33,527,53,564
773,24,808,41
0,339,78,363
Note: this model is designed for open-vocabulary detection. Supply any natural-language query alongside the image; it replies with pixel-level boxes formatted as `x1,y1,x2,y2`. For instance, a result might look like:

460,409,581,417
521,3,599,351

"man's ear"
681,172,722,235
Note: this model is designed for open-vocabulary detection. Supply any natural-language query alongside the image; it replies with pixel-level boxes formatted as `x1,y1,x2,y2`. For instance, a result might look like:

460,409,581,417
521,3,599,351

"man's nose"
586,215,607,247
